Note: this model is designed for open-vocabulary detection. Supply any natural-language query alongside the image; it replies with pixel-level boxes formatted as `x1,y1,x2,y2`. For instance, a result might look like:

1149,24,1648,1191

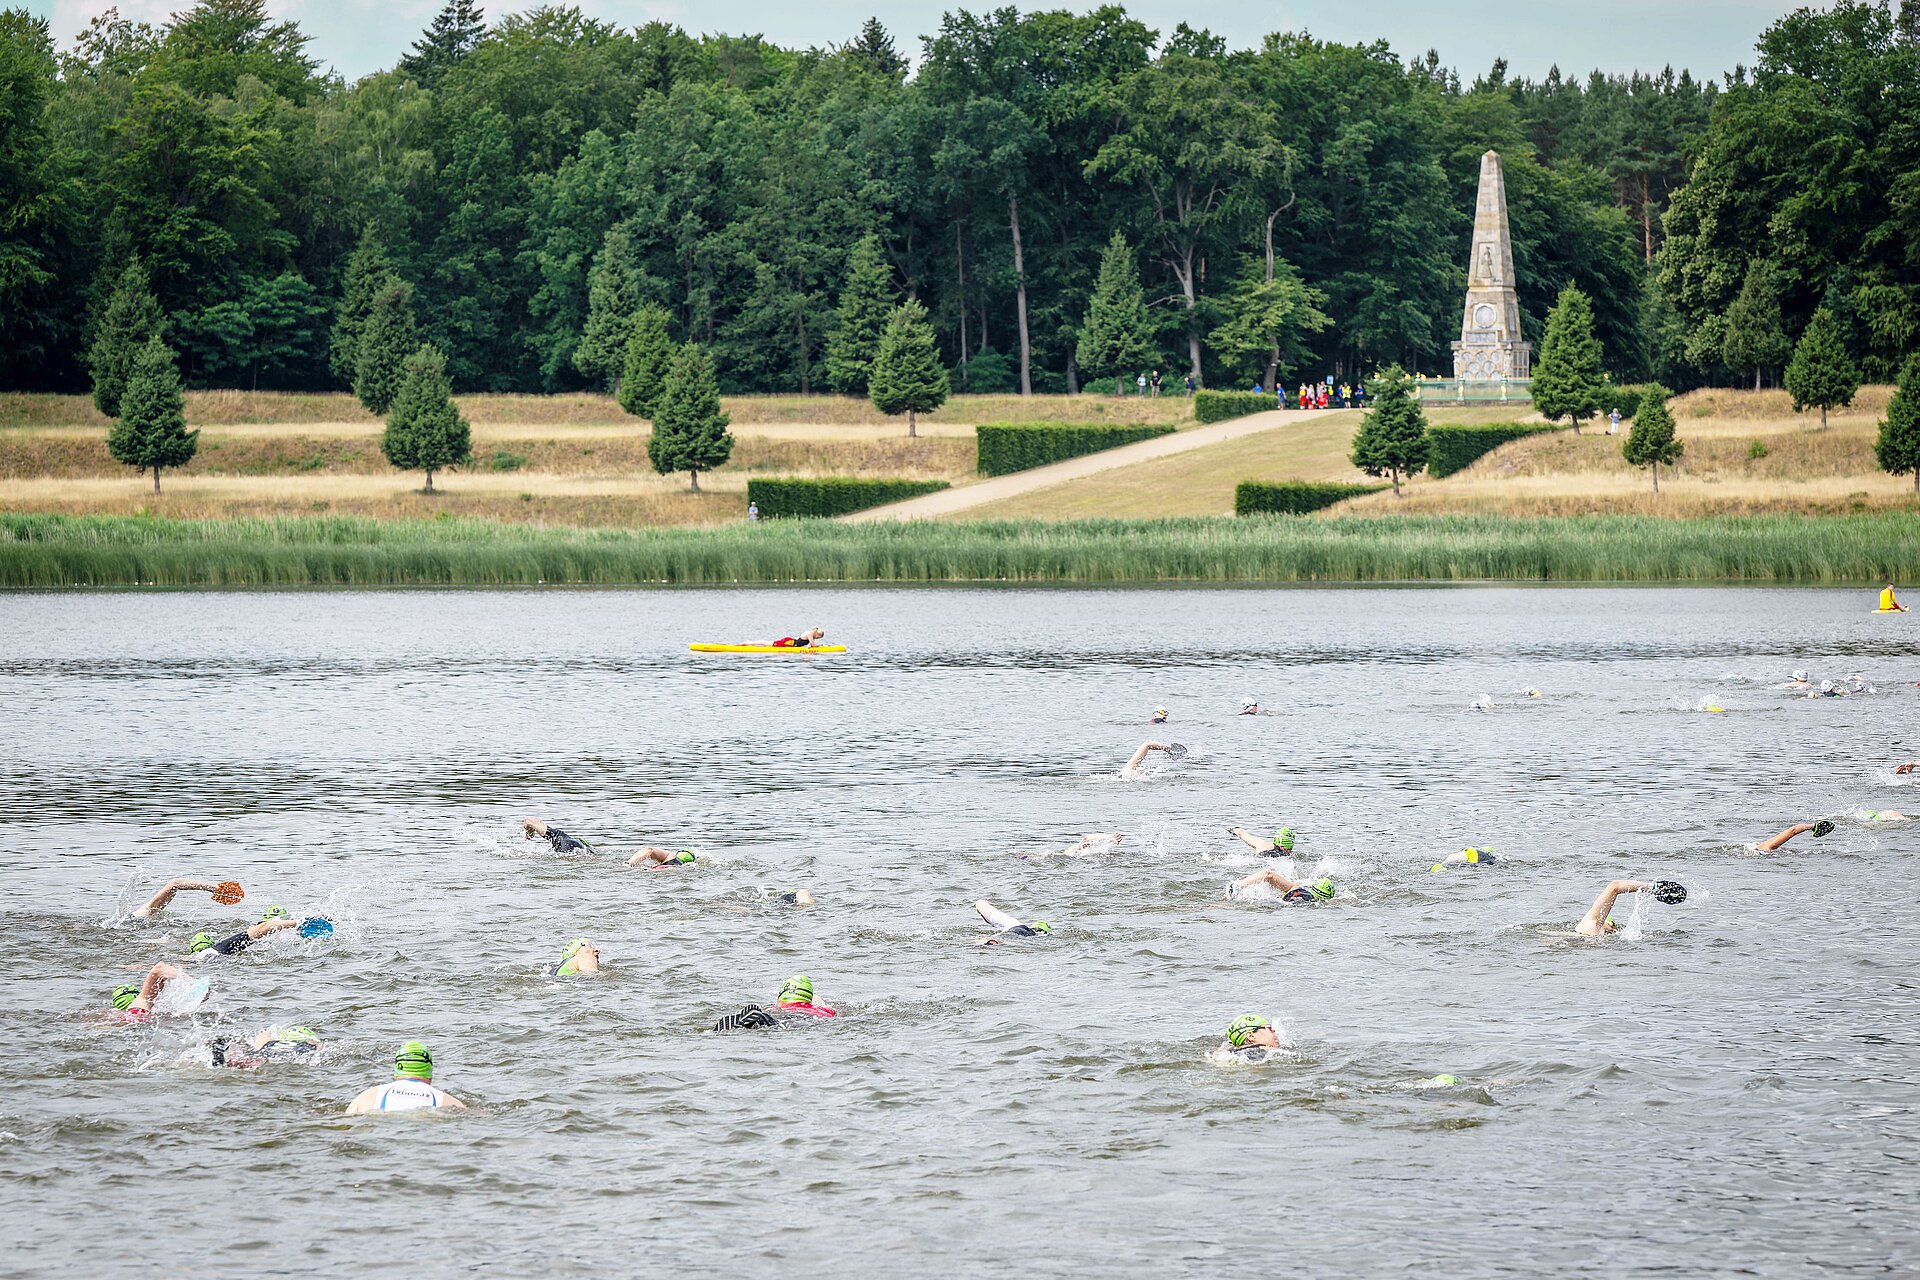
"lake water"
1,587,1916,1277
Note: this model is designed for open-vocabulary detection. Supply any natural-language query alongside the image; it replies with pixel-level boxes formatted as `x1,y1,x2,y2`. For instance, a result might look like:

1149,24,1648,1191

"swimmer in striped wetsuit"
343,1041,466,1114
710,975,838,1031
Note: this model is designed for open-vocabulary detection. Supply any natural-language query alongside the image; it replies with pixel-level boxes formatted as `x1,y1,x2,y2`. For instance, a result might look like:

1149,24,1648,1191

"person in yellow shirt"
1878,583,1905,612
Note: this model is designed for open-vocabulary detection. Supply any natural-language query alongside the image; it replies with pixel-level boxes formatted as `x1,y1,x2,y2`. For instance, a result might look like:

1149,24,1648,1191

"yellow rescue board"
688,643,848,654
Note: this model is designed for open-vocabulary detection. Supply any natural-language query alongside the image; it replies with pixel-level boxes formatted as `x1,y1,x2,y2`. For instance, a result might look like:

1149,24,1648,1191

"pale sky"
25,0,1807,83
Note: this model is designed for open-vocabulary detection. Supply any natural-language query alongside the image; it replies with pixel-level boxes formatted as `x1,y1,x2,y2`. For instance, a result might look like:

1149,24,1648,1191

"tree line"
1,0,1916,404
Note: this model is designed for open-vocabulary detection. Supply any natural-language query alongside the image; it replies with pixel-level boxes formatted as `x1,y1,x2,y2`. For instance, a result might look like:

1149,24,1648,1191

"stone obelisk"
1451,150,1531,381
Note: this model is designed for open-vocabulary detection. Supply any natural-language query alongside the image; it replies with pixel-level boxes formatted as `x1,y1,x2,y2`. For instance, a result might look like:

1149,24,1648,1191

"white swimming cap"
1792,670,1807,681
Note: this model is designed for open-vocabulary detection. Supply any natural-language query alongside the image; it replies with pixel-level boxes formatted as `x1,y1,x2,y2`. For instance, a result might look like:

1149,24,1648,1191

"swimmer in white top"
344,1041,466,1114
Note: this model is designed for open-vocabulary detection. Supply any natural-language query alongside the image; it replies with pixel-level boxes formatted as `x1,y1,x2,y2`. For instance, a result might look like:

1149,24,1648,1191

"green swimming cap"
1275,828,1295,851
1310,877,1336,901
1429,862,1448,873
560,937,591,967
1029,920,1053,934
190,931,215,953
112,984,139,1010
279,1026,320,1044
1428,1074,1460,1086
1812,819,1836,838
394,1040,433,1079
778,975,814,1004
676,850,696,864
260,904,290,922
1226,1013,1270,1048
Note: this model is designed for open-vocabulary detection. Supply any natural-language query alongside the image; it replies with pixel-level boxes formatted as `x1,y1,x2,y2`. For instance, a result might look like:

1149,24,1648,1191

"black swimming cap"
1651,880,1687,905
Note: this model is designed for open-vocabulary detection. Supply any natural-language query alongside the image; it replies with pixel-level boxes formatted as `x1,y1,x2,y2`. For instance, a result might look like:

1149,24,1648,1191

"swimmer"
1469,693,1496,711
1062,832,1124,855
1806,680,1845,699
1150,706,1169,724
344,1041,466,1114
1430,846,1498,871
1516,686,1542,698
1895,762,1918,775
210,1025,322,1068
189,905,302,957
551,937,600,977
131,877,240,918
773,974,837,1018
773,627,827,648
1574,878,1686,936
523,818,593,855
1778,669,1812,690
1238,697,1259,716
1848,673,1874,694
1229,826,1294,856
106,961,185,1021
775,889,816,906
1220,1014,1282,1057
1226,870,1335,902
1859,809,1911,822
1120,740,1176,779
974,899,1053,944
627,846,697,869
1755,819,1837,850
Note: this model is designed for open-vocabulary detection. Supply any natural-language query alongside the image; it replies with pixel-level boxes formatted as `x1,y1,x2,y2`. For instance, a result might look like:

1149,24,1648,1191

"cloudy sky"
24,0,1805,82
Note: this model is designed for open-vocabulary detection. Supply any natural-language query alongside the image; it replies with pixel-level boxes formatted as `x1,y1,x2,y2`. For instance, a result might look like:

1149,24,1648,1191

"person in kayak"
1755,819,1837,851
1229,826,1295,856
189,905,303,957
211,1025,323,1068
1430,846,1499,872
1575,879,1686,935
344,1041,466,1114
132,877,239,918
1226,870,1335,902
523,818,593,854
974,899,1053,944
550,937,601,977
628,847,697,869
773,627,827,648
106,962,188,1023
1121,740,1177,779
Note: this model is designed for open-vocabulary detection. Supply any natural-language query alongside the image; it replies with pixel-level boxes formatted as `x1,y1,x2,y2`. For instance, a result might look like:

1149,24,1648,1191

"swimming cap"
279,1026,320,1044
1274,828,1295,851
1812,819,1836,838
676,850,696,864
1154,707,1168,717
394,1040,433,1080
1028,920,1053,934
190,931,215,953
1792,669,1807,682
560,937,591,968
1240,698,1257,711
260,905,290,922
111,984,139,1010
778,975,814,1005
1310,877,1336,901
1651,880,1687,905
1428,1074,1460,1086
1226,1014,1270,1048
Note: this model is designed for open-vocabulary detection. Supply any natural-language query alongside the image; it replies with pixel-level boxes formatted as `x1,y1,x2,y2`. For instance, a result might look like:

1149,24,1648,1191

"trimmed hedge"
1236,480,1388,515
975,422,1176,476
1427,424,1560,478
1194,390,1279,423
746,477,949,518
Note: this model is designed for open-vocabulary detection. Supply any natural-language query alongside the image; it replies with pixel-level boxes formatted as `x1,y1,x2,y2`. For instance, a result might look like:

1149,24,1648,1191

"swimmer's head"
1274,828,1295,852
1651,880,1687,905
260,905,290,923
560,937,593,968
394,1040,433,1080
1812,819,1836,838
1226,1014,1273,1049
777,975,814,1005
1309,877,1336,901
1240,698,1257,714
111,984,139,1010
1152,707,1168,722
1792,670,1808,682
675,849,696,864
1028,920,1053,935
1427,1073,1460,1086
190,931,215,954
279,1026,321,1044
1820,680,1834,692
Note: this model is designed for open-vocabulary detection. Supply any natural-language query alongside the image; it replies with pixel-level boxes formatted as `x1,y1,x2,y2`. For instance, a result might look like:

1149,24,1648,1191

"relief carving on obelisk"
1452,150,1531,380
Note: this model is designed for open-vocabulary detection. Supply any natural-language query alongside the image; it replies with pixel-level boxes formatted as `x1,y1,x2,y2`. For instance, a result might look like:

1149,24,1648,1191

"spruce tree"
1783,307,1860,431
823,234,898,394
574,225,641,392
1075,233,1156,395
1621,383,1684,493
353,281,418,415
648,343,733,491
617,304,675,420
88,261,165,419
868,299,949,437
329,229,396,386
107,336,197,494
1721,260,1791,391
1874,355,1920,493
1349,364,1429,496
846,17,907,77
381,343,471,493
400,1,485,88
1532,285,1606,432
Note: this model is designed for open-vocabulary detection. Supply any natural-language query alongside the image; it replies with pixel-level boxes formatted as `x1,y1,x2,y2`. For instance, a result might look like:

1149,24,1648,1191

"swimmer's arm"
522,818,547,840
132,962,182,1011
440,1093,468,1111
133,878,218,918
343,1086,383,1116
1575,880,1649,936
1756,822,1813,852
1228,827,1267,851
974,899,1021,931
626,846,669,867
1894,762,1916,775
1121,741,1168,778
247,919,300,942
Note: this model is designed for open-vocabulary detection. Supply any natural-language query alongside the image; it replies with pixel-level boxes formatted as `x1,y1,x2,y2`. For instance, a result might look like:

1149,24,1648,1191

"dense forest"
2,1,1915,396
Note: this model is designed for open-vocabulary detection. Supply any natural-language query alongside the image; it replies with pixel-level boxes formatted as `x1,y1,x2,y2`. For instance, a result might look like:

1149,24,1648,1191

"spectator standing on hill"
1353,381,1366,410
1136,372,1147,396
1150,370,1162,397
1317,384,1329,409
1298,384,1310,411
1185,373,1195,395
1608,408,1622,435
747,501,760,522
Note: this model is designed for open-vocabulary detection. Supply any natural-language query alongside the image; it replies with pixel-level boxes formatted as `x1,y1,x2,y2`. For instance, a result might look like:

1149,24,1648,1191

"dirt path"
845,408,1316,521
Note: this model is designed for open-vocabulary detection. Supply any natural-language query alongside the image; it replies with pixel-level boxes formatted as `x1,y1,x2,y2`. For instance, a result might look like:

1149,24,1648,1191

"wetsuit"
711,1005,781,1032
543,827,590,854
775,892,805,906
212,1037,321,1067
206,929,259,956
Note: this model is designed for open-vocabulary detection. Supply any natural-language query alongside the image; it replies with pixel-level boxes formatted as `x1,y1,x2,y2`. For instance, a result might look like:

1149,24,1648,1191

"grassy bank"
3,512,1916,588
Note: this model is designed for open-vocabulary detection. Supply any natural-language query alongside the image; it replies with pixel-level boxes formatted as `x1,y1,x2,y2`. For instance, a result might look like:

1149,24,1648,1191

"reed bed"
3,513,1915,588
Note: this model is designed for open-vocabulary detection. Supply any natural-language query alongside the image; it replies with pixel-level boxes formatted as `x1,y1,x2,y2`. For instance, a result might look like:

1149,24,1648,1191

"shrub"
1748,439,1769,460
489,450,528,472
746,477,950,518
1427,423,1559,478
1194,390,1277,423
1235,481,1387,515
1601,383,1651,421
976,422,1175,476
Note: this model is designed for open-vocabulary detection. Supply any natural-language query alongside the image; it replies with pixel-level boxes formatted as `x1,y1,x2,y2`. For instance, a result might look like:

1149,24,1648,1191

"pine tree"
353,282,418,415
1075,233,1156,395
1783,308,1860,431
617,304,675,420
106,336,197,494
1532,285,1607,432
868,299,949,437
400,1,485,88
1875,355,1920,493
1349,364,1429,496
1721,260,1790,390
823,234,898,394
1621,383,1684,493
846,17,906,77
647,343,733,491
88,261,165,419
381,343,471,493
329,229,396,387
573,224,641,392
